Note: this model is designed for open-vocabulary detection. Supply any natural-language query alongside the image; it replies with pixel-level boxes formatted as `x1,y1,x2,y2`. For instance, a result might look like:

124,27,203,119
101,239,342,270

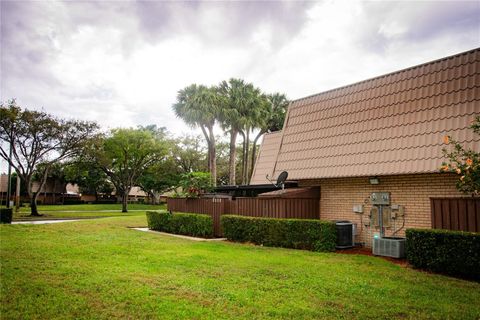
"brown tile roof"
250,131,283,184
259,48,480,181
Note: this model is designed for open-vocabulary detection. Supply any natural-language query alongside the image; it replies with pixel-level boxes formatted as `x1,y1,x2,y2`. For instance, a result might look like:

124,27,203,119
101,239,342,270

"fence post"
210,198,224,237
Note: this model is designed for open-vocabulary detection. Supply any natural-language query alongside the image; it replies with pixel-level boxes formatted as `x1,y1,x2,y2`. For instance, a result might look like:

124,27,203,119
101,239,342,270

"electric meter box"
370,192,390,205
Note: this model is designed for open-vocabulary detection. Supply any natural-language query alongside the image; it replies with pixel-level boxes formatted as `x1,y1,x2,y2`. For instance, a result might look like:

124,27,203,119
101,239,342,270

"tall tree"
218,78,257,185
172,84,220,186
88,128,167,212
171,135,208,173
249,93,289,183
237,88,269,185
136,127,182,204
137,159,179,204
0,100,98,215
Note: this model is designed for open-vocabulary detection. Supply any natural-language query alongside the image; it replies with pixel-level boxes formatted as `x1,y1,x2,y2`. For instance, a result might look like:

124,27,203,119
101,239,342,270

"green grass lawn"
11,203,166,220
1,214,479,319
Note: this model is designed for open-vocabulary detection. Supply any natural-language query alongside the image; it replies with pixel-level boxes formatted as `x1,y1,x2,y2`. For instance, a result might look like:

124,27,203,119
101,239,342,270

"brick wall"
299,173,464,246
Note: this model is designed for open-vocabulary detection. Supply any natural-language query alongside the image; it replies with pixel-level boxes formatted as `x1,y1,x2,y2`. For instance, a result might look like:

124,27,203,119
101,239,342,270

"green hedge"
221,215,336,252
406,228,480,280
146,211,213,238
0,208,13,224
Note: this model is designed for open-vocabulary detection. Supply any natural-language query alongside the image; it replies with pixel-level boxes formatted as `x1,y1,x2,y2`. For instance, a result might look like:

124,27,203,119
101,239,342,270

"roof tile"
252,48,480,181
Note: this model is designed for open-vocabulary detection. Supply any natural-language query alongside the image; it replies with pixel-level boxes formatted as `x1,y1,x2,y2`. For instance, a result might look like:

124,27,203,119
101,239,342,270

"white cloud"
245,0,479,100
1,0,479,136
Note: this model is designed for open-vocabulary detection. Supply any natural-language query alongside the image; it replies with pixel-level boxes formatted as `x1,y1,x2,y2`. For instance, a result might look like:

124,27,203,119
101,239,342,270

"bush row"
221,215,336,252
146,211,213,238
406,228,480,280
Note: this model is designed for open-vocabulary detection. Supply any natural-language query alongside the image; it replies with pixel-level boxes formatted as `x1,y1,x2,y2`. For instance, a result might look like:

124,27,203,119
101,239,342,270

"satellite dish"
266,171,289,189
276,171,288,186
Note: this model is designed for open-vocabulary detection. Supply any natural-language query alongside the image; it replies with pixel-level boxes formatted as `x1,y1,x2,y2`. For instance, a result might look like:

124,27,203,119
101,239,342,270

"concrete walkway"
12,219,82,225
132,227,226,242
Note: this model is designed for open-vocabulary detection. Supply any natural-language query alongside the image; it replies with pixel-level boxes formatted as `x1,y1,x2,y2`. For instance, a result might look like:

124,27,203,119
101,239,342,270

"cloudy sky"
1,0,479,135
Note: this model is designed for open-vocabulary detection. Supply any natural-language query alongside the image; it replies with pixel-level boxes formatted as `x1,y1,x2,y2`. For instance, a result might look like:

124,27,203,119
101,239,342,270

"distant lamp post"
369,177,380,185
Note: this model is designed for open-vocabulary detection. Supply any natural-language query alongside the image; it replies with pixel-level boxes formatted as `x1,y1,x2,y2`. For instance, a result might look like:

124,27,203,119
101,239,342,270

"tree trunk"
249,130,265,184
155,192,161,205
147,191,156,205
28,166,49,216
150,191,160,205
239,131,246,185
122,192,128,212
30,193,40,216
208,125,217,187
152,194,157,205
229,129,238,185
26,177,38,216
206,148,211,172
243,129,250,184
200,125,211,172
30,194,39,216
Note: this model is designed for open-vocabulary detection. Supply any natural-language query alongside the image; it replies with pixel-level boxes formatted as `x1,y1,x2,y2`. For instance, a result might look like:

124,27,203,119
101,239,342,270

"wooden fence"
165,198,224,236
167,197,320,237
431,198,480,232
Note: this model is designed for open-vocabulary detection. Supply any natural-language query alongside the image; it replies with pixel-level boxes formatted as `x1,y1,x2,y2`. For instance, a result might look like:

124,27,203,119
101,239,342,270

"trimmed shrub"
146,211,213,238
221,215,336,252
146,210,172,232
406,228,480,280
0,208,13,224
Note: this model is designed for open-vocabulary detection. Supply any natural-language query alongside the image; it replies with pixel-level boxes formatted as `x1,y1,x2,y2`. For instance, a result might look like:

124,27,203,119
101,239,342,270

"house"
1,174,148,205
124,186,148,203
0,173,73,205
0,173,11,205
251,48,480,246
66,184,148,203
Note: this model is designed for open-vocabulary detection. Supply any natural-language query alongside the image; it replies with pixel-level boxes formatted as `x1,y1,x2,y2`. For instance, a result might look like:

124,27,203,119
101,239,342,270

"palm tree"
218,78,255,185
248,93,289,183
218,79,270,185
172,84,220,186
238,87,269,185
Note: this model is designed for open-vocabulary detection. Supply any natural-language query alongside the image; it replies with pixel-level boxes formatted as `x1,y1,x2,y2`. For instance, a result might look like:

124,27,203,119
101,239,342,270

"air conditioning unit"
372,237,405,258
336,221,354,249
